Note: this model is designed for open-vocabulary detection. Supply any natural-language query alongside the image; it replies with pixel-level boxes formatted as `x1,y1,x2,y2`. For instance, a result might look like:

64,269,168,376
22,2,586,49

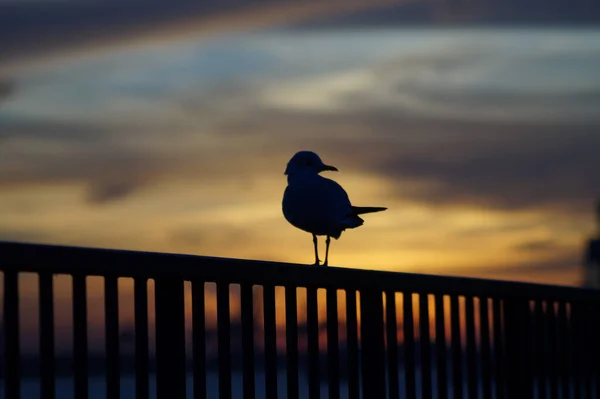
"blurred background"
1,1,600,387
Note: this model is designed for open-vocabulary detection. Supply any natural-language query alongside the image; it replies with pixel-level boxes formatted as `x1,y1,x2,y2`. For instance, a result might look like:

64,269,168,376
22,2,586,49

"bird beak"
322,164,338,172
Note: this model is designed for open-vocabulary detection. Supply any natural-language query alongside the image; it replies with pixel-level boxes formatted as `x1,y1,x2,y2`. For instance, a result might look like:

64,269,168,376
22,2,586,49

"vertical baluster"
504,299,533,398
570,302,582,399
547,301,558,399
480,297,492,399
306,286,320,399
557,301,570,399
360,290,385,399
39,273,55,399
155,278,185,399
534,300,547,399
465,296,477,399
386,291,400,399
492,298,505,399
404,292,416,399
105,276,121,399
241,284,255,399
435,294,448,399
450,295,463,399
590,310,600,397
592,306,600,399
4,270,20,399
134,278,149,399
327,288,340,399
525,300,535,398
192,281,207,399
73,274,88,399
217,283,232,399
263,284,278,399
286,286,299,399
345,290,360,399
582,303,593,399
420,293,432,398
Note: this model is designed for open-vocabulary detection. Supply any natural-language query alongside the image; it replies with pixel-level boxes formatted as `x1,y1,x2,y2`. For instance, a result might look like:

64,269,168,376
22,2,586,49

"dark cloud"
0,112,324,205
0,1,269,61
169,225,255,254
85,180,141,204
0,228,52,244
286,1,600,28
0,134,172,204
2,59,599,216
0,119,114,143
0,79,15,103
367,123,600,215
240,107,599,217
2,106,599,216
451,221,544,239
513,239,561,253
172,102,600,219
448,252,581,282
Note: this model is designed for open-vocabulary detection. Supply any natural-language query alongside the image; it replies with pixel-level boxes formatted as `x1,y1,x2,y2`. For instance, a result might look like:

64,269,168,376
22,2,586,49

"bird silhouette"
282,150,387,266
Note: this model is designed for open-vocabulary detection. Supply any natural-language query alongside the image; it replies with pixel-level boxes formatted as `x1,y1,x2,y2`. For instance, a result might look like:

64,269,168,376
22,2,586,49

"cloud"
0,127,188,206
2,25,600,221
85,180,141,204
0,119,114,143
0,80,15,103
446,249,582,285
169,225,253,252
0,116,297,206
254,46,600,124
2,77,599,218
373,127,600,214
0,227,51,244
214,101,600,218
513,239,561,253
450,220,544,239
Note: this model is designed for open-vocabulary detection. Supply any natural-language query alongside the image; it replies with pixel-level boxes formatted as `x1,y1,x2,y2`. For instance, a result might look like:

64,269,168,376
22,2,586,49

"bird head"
284,151,338,176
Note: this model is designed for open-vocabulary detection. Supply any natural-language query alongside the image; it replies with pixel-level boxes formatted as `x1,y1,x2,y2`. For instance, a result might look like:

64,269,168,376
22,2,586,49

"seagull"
282,150,387,266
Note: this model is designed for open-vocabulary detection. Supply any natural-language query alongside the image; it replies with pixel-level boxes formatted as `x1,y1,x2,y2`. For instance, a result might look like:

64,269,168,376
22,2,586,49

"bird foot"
313,260,321,266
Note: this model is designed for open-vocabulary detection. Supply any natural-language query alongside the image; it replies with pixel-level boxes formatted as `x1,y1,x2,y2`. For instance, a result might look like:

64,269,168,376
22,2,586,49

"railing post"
155,277,186,399
3,269,20,399
360,289,385,399
503,298,533,398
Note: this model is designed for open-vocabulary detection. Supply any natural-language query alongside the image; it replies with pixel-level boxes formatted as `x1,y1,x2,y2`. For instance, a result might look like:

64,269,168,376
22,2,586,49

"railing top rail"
1,241,598,302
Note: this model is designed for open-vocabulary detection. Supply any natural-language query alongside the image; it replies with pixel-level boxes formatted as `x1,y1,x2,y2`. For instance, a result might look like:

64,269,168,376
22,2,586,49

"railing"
1,241,600,399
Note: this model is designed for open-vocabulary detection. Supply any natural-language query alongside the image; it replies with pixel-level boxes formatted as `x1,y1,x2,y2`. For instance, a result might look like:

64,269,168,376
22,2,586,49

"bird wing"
282,175,356,236
318,176,364,232
319,176,353,214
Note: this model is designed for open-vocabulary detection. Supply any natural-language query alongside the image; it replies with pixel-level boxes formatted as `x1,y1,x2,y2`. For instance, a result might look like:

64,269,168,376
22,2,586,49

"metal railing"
1,241,600,399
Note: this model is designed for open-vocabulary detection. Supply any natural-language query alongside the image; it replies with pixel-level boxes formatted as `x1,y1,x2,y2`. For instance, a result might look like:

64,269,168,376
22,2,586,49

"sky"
1,1,600,353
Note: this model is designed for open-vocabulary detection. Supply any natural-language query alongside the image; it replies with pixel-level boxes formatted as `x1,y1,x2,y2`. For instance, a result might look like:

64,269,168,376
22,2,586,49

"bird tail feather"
352,206,387,215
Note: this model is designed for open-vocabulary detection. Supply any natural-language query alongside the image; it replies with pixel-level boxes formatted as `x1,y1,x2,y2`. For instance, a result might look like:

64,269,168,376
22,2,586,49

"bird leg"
312,234,320,266
323,236,331,267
